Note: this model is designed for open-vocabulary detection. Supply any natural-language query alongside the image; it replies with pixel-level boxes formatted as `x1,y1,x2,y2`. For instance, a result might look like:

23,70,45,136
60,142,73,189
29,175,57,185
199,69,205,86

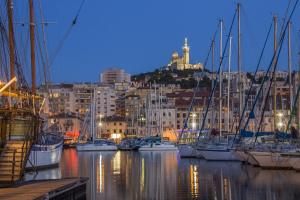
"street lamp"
98,114,103,138
276,112,284,130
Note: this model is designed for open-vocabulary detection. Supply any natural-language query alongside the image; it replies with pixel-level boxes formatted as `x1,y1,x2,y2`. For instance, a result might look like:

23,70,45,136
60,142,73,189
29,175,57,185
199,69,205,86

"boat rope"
285,85,300,132
238,0,299,145
232,20,273,143
49,0,87,67
177,28,218,145
196,8,238,145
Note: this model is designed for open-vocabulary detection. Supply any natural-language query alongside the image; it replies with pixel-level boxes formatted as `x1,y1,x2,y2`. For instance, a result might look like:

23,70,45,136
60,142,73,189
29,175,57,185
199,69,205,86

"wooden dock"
0,177,88,200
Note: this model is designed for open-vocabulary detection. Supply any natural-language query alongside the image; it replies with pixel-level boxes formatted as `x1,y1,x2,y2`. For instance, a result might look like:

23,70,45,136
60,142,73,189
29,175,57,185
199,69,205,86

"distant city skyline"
10,0,300,83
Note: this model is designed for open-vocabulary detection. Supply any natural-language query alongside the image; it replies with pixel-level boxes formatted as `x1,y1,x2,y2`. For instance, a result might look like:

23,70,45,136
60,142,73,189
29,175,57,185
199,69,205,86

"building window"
114,129,116,133
114,122,116,126
119,123,122,125
177,113,180,118
119,129,122,133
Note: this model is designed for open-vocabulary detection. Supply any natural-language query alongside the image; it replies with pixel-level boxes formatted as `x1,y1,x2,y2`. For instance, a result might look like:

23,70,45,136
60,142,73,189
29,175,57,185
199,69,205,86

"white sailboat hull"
233,150,247,161
249,151,291,169
234,150,258,166
76,143,117,151
26,140,63,169
139,144,178,151
289,157,300,171
178,145,197,158
197,148,239,161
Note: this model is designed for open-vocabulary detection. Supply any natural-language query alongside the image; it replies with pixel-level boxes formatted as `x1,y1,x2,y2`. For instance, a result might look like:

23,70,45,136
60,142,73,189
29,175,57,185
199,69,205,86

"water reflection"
25,149,300,200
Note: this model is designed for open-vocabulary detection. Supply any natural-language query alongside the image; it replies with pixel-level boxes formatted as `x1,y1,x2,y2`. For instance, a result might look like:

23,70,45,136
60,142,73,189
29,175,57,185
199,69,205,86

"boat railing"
2,149,18,182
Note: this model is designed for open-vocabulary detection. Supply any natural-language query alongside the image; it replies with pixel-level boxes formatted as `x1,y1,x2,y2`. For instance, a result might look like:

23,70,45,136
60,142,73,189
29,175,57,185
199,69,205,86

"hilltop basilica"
167,38,203,71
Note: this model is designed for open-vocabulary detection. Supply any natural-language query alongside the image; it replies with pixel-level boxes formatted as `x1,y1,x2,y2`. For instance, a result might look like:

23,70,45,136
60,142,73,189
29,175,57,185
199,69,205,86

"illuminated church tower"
182,38,190,66
167,37,203,71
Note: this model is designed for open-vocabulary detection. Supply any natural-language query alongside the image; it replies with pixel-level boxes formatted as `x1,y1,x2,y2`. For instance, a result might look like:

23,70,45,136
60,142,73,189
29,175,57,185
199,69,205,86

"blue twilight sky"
10,0,300,83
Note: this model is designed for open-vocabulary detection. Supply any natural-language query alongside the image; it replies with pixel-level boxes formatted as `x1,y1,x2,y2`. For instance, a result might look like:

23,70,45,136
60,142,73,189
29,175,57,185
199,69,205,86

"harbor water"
25,149,300,200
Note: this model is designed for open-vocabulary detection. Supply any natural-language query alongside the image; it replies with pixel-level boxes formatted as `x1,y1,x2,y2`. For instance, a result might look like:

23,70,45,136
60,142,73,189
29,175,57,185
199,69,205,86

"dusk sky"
12,0,300,83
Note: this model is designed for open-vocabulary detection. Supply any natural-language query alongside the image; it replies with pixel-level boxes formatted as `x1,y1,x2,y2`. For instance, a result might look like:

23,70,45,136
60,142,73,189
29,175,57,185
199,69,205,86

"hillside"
131,68,211,89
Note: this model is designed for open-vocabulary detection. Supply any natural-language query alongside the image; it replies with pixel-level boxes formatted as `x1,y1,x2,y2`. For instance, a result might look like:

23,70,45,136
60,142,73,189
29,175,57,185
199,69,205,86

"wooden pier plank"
0,178,86,200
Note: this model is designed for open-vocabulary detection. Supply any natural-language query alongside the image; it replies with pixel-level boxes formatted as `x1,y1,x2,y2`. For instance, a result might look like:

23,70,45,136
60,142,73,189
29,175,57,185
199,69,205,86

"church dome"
172,51,179,59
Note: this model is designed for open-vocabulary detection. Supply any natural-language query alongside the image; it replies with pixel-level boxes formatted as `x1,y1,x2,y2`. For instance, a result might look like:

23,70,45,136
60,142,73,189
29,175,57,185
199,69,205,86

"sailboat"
235,6,300,169
0,0,64,184
191,6,240,161
177,36,220,158
76,89,117,151
26,133,64,170
138,84,177,151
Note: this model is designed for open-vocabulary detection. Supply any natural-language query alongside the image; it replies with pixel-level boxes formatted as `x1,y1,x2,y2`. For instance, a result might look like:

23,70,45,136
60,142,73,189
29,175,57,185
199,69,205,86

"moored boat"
249,151,292,169
138,137,177,151
76,139,117,151
26,133,63,170
282,152,300,171
178,144,197,158
117,138,141,151
196,145,239,161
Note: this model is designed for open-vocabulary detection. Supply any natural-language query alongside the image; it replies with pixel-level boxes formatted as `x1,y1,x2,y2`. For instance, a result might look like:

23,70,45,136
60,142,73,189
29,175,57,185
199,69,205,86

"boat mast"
29,0,36,94
211,39,215,129
92,90,95,143
288,21,293,113
237,3,242,125
273,15,277,132
160,86,163,137
219,19,223,137
227,36,232,133
154,81,160,134
298,30,300,135
7,0,15,85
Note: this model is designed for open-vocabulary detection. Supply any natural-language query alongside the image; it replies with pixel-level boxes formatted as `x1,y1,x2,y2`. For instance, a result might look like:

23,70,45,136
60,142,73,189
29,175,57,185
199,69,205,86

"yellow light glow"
277,122,283,128
277,112,283,117
111,133,121,139
192,122,196,129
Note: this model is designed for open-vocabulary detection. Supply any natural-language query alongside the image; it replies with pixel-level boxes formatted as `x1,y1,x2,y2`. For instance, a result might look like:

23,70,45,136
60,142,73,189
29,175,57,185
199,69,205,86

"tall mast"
227,36,232,133
273,15,277,131
7,0,15,83
288,21,293,113
29,0,36,94
237,3,242,123
298,30,300,135
219,19,223,136
211,39,215,129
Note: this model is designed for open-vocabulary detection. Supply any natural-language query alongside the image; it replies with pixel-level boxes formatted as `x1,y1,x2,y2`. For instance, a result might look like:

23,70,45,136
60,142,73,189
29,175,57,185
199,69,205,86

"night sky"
7,0,300,83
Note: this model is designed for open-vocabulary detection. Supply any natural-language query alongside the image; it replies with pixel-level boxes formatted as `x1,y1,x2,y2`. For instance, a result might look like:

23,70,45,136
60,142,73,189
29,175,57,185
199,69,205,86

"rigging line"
177,28,218,144
232,20,273,143
286,85,300,132
254,26,287,142
239,0,298,140
37,0,56,115
35,27,47,85
0,18,9,80
38,0,51,86
49,0,87,67
197,8,238,144
240,5,267,68
279,0,292,38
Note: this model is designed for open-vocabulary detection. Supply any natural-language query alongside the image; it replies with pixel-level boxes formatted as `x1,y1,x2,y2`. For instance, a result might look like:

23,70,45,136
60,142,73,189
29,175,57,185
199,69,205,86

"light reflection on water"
25,149,300,200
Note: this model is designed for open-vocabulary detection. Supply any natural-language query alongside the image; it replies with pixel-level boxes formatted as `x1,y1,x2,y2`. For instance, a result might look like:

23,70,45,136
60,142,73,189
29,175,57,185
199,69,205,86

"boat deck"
0,177,88,200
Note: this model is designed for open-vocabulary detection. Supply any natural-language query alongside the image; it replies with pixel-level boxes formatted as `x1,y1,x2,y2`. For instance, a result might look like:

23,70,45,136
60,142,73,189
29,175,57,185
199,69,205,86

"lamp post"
98,114,103,138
